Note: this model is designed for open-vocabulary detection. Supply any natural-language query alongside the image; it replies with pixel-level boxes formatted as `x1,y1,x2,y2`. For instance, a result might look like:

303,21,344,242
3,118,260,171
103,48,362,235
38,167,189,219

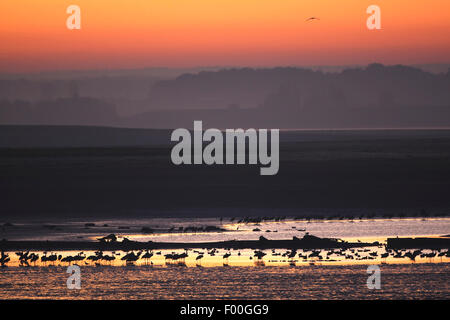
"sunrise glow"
1,0,449,72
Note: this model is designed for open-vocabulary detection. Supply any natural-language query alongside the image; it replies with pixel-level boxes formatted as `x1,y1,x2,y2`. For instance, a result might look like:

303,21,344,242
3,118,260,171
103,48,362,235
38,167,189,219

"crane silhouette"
0,251,10,267
222,252,231,266
195,254,204,267
121,251,141,265
254,250,266,260
141,250,154,265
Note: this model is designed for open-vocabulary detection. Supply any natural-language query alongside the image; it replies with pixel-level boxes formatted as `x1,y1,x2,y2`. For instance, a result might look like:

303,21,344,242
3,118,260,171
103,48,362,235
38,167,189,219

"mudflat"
1,128,450,219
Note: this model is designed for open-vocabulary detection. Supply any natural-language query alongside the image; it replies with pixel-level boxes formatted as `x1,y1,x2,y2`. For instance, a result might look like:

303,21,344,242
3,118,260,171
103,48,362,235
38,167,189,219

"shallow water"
2,217,449,266
3,217,450,242
1,217,449,299
0,263,448,299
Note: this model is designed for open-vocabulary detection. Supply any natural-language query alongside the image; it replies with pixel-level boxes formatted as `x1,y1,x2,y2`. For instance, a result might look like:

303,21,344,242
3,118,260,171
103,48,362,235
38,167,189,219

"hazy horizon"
1,63,449,129
1,62,449,79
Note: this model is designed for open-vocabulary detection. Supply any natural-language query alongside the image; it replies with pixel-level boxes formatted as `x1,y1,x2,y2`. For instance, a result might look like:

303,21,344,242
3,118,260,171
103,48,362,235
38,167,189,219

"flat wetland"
1,128,449,299
1,129,450,217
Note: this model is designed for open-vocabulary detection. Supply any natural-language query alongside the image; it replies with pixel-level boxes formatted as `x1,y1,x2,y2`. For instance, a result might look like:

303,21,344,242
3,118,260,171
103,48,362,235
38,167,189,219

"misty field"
1,128,450,219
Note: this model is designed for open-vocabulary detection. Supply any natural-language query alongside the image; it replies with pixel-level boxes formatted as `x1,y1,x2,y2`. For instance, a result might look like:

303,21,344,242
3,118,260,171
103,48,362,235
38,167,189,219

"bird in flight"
306,17,320,22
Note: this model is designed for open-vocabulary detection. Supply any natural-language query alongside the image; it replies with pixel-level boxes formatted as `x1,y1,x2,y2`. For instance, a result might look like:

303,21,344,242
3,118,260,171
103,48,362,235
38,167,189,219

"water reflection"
2,217,449,268
2,245,449,268
1,263,449,299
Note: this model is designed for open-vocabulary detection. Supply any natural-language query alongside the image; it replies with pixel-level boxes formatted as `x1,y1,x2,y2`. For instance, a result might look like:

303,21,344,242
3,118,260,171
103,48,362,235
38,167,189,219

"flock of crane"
1,246,449,268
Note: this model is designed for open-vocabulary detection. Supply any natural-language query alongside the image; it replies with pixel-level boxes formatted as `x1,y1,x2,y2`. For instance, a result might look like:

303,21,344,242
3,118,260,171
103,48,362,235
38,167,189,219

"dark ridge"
387,237,450,249
0,235,378,251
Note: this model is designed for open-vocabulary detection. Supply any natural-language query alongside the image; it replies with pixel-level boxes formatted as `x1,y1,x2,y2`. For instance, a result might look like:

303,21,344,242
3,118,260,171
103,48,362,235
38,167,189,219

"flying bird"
306,17,320,22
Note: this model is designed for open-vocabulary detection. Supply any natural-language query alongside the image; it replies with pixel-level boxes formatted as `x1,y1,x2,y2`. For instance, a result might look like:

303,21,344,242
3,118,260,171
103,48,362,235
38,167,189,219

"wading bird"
141,251,154,265
0,251,10,267
254,250,267,260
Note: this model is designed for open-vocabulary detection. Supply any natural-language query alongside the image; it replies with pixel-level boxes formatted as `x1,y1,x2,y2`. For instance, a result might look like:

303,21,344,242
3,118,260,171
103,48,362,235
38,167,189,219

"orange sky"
0,0,449,72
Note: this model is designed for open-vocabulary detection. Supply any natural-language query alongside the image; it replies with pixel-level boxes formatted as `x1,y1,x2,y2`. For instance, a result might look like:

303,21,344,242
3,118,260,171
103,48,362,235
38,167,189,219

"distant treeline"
1,64,450,129
0,97,118,126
